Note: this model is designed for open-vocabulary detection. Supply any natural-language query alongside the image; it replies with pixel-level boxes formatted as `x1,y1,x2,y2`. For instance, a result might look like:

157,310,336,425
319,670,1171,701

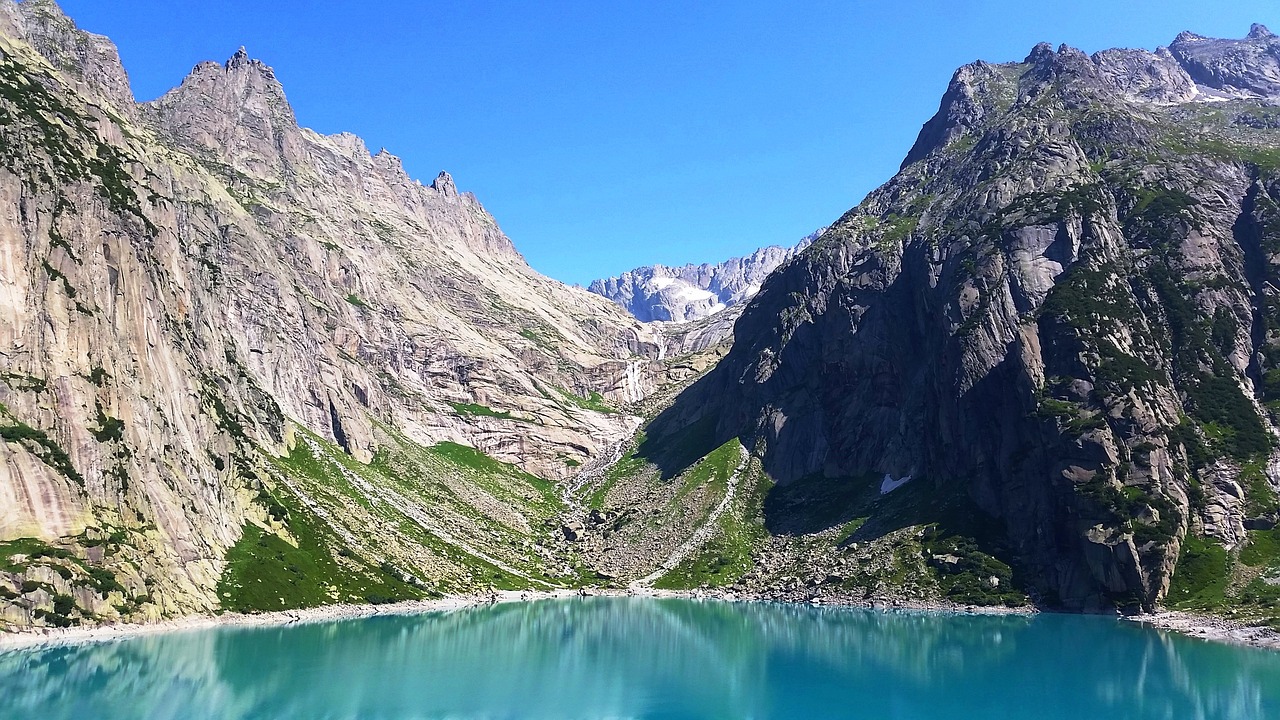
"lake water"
1,598,1278,719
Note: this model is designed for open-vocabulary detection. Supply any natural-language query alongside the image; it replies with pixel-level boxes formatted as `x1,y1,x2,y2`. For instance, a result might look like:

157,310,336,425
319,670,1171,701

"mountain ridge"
588,231,819,324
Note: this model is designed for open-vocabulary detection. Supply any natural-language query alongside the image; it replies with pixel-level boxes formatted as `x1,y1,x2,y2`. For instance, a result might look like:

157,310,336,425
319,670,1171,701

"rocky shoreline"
1124,611,1280,651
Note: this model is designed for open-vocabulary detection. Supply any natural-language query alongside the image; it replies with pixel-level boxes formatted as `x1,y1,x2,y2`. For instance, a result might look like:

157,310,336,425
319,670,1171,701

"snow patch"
880,474,912,494
672,286,716,303
645,277,718,304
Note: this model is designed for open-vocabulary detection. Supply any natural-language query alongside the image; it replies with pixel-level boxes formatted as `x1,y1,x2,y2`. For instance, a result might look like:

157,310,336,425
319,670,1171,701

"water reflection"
1,599,1277,719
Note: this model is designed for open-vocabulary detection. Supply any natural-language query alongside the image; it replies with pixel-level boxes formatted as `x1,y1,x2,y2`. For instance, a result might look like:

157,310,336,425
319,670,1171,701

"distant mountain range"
588,231,821,323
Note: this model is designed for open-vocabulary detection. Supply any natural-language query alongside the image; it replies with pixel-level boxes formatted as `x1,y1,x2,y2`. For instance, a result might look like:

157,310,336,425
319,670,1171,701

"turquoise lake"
1,598,1278,719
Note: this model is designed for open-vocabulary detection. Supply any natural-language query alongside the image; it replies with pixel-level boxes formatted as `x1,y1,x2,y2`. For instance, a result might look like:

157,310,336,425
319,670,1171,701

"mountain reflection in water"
1,598,1277,719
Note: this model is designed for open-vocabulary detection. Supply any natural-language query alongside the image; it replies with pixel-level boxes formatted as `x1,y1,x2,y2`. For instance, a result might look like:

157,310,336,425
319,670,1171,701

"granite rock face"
650,27,1280,612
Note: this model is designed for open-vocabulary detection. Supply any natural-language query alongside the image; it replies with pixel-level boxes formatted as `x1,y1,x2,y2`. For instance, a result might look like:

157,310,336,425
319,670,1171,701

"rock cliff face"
589,232,818,323
641,26,1280,612
0,0,682,628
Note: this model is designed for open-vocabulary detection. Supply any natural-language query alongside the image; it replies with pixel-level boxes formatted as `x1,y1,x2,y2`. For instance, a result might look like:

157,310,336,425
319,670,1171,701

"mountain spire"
1248,23,1275,40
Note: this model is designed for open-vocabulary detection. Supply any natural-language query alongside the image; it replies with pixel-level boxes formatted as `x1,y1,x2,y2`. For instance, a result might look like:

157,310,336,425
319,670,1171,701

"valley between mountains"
2,0,1280,640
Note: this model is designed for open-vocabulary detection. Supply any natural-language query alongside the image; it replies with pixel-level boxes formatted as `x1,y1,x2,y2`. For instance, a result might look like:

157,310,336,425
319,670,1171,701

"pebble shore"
1125,611,1280,650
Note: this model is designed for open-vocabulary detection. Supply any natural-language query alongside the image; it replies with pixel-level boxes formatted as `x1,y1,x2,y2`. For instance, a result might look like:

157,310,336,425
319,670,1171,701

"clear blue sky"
55,0,1278,285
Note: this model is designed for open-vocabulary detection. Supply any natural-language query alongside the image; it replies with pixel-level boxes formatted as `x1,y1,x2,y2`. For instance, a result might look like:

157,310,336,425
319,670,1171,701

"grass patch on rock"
274,424,570,592
217,489,425,613
0,537,74,573
448,402,534,424
425,441,561,508
0,417,83,486
1239,528,1280,572
551,386,617,414
654,460,768,590
1166,535,1231,609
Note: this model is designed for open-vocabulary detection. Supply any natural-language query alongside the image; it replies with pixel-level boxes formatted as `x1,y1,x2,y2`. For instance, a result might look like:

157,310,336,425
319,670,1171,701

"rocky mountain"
0,0,730,629
578,25,1280,618
4,0,1280,635
589,232,819,323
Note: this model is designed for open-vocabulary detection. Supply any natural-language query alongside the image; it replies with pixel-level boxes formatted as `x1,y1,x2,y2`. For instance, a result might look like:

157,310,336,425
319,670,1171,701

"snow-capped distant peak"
587,229,821,324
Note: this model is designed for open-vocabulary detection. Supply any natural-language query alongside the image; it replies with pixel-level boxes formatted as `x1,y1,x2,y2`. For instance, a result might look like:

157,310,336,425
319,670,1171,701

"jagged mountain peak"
1169,24,1280,98
222,45,280,80
326,130,370,158
161,44,291,109
140,46,299,178
371,147,405,171
135,42,523,259
904,25,1280,168
1174,24,1277,45
0,0,133,110
228,45,252,66
1023,42,1054,64
431,170,459,197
